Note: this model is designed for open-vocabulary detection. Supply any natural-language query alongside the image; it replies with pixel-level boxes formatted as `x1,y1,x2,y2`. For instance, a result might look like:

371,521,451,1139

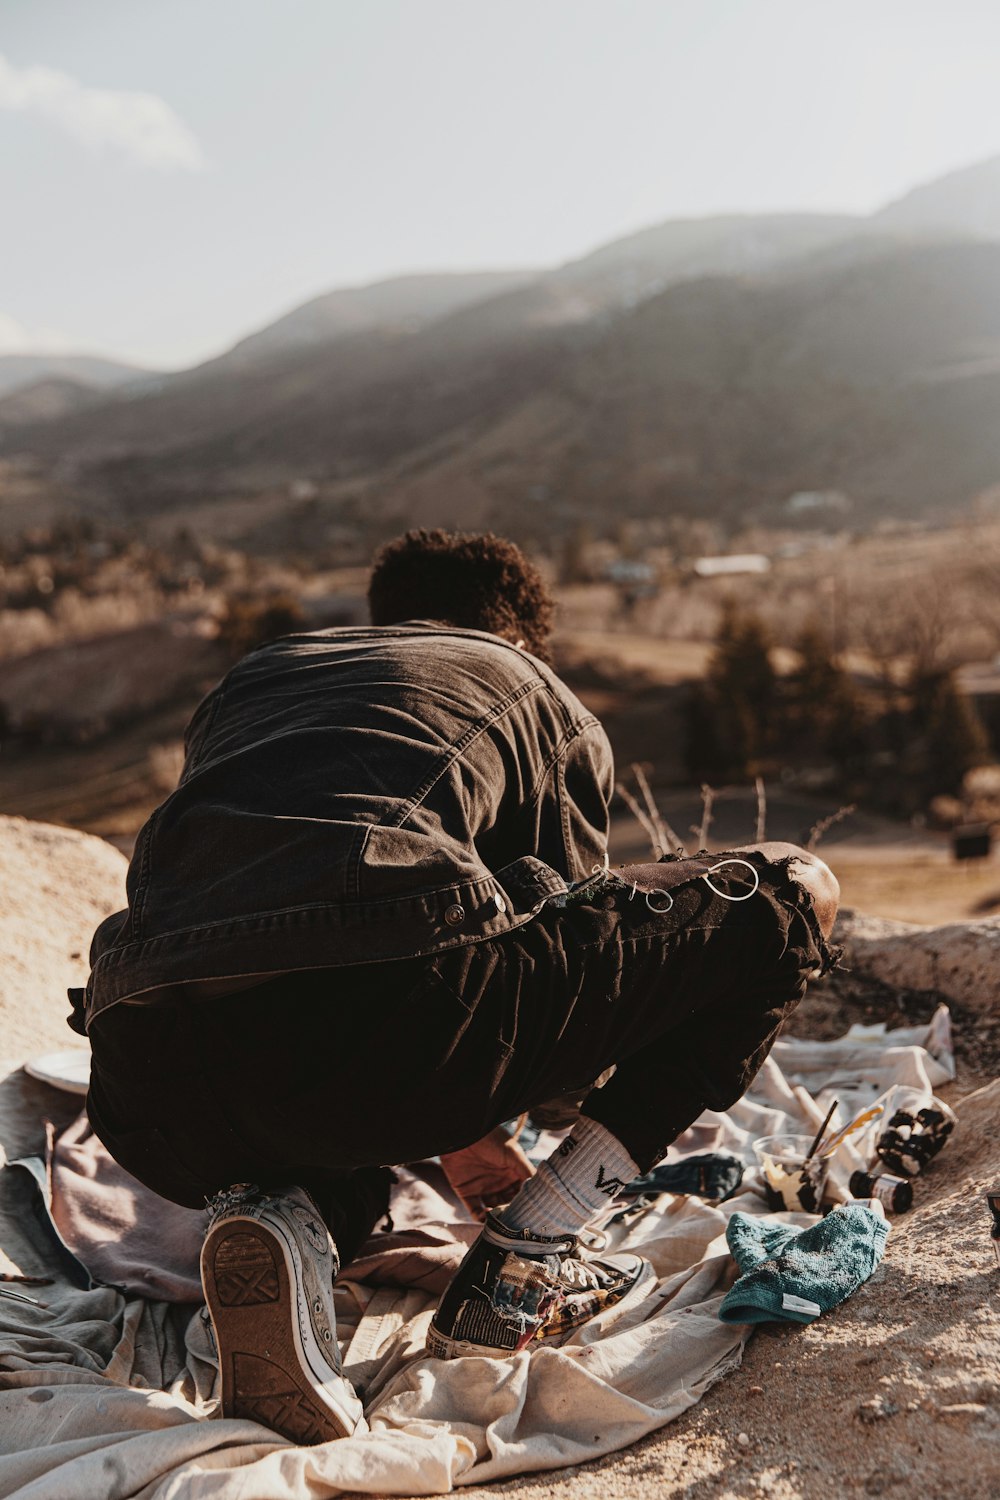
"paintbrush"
818,1102,885,1157
804,1099,838,1162
0,1285,45,1306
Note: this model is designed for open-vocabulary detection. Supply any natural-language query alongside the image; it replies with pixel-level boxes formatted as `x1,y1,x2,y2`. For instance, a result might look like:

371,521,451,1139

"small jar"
850,1170,913,1213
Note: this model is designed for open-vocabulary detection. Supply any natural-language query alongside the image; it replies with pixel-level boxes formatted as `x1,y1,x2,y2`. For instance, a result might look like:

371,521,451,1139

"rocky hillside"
0,353,145,400
876,152,1000,239
6,158,1000,539
220,269,540,366
11,240,1000,535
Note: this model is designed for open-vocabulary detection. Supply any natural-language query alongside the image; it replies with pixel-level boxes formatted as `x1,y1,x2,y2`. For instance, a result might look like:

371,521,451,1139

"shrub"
216,592,306,659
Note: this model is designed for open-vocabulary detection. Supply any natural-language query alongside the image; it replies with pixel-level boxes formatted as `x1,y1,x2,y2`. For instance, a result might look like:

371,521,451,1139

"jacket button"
444,903,465,927
493,892,507,914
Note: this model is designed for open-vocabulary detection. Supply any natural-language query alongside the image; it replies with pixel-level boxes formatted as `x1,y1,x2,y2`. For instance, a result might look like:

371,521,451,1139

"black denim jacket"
75,624,613,1030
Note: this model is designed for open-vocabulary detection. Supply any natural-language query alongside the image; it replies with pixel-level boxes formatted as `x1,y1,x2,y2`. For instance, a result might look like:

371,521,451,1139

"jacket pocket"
424,948,518,1062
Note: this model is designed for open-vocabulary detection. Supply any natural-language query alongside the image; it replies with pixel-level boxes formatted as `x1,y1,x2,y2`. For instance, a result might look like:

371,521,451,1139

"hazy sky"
3,0,1000,369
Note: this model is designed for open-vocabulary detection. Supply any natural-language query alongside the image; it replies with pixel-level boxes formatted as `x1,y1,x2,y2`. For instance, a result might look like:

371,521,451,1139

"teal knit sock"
719,1204,890,1325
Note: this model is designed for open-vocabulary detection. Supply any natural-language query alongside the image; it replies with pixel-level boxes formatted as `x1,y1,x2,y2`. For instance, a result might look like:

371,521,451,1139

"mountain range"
5,154,1000,542
0,353,142,401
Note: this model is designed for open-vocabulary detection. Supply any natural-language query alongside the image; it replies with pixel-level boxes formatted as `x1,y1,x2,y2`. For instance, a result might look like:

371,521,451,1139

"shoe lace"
205,1181,265,1223
556,1256,607,1292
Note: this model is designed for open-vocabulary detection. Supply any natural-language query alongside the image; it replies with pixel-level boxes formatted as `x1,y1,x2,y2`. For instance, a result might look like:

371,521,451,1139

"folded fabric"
619,1153,745,1204
719,1204,890,1325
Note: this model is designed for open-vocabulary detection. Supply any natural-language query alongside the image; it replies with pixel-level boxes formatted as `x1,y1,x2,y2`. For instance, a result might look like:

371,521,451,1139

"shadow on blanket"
0,1010,953,1498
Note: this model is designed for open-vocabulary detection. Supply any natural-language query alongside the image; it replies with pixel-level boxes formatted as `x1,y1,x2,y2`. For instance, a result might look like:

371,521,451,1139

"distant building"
289,478,319,502
604,560,656,584
785,489,851,514
692,554,770,578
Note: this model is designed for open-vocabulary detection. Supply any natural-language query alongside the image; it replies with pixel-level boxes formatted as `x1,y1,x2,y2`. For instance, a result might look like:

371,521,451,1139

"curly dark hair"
368,529,555,663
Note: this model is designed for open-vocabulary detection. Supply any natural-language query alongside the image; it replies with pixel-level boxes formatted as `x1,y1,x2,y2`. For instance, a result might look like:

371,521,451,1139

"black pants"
87,851,836,1261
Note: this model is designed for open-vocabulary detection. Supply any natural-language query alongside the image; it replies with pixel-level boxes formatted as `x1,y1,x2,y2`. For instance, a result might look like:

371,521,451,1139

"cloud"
0,52,205,171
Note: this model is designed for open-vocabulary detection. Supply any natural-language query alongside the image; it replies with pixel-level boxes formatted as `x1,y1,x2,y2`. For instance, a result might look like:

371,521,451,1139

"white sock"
496,1117,639,1238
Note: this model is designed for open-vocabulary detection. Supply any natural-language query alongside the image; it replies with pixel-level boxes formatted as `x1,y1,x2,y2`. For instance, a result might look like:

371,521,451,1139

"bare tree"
851,574,963,685
616,767,686,859
754,776,767,842
691,783,715,849
615,782,660,856
807,803,856,851
630,762,686,857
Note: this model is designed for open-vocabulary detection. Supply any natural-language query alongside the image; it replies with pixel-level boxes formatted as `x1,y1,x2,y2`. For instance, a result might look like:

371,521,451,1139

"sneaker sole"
425,1321,532,1360
201,1217,363,1445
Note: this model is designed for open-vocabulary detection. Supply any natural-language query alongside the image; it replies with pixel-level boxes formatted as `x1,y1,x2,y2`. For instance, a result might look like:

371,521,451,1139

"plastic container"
753,1133,833,1213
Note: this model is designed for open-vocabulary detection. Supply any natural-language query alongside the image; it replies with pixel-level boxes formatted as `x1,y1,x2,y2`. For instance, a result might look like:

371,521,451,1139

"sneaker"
201,1183,366,1445
425,1211,654,1360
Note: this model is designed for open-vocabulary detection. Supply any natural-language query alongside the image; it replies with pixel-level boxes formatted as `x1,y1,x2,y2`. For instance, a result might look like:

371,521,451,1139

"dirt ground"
2,816,998,1500
451,1074,1000,1500
821,850,1000,927
451,968,1000,1500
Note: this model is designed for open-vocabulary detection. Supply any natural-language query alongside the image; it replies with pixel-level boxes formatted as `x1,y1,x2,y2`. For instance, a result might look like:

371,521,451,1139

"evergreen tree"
684,681,735,780
790,621,869,772
909,669,988,798
684,604,775,778
824,677,871,775
790,623,843,726
706,604,776,762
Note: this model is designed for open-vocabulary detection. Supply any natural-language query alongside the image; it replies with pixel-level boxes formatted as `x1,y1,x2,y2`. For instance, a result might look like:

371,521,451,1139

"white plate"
24,1049,91,1095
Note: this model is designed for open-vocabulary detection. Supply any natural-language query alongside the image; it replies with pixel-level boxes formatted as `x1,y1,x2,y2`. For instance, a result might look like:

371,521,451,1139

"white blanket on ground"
0,1009,953,1499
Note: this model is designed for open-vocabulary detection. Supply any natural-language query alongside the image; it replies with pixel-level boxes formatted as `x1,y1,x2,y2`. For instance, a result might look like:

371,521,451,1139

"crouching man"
74,529,839,1445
